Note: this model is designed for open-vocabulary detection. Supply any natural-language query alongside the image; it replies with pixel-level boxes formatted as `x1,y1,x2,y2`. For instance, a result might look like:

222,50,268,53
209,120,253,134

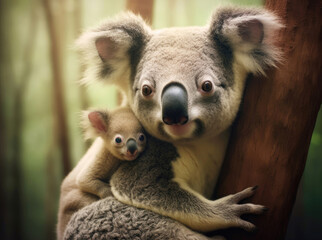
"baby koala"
56,107,146,240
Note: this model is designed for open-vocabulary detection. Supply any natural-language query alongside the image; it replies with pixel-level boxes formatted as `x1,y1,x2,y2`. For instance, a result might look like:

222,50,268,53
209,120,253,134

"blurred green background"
0,0,321,239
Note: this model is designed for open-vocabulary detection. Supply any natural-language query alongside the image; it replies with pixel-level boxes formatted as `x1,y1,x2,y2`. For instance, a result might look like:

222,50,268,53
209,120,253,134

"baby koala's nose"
126,139,138,155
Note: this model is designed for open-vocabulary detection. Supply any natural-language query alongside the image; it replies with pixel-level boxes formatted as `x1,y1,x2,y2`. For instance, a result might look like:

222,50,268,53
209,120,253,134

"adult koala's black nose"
161,83,188,125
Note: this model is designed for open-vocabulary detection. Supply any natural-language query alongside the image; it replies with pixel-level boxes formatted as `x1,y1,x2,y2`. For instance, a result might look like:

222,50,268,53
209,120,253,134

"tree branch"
42,0,72,176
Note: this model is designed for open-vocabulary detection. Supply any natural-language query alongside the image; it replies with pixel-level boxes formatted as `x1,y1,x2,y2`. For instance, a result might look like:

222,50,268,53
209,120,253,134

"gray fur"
67,6,282,239
64,197,222,240
111,135,265,227
63,135,264,239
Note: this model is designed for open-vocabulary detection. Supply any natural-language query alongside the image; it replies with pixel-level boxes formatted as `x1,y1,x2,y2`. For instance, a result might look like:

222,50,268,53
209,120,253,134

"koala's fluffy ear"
81,110,109,140
210,7,283,75
75,12,151,89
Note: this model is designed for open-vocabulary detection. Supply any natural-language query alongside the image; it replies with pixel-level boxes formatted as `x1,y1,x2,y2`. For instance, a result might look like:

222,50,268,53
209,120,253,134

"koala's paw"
216,186,267,232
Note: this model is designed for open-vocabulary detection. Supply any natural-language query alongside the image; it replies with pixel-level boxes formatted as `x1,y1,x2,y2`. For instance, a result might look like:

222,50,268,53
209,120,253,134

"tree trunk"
42,0,72,176
214,0,322,240
126,0,154,25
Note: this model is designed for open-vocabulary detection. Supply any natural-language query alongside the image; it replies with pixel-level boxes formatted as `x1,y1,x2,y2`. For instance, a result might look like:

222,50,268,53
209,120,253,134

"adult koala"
65,6,281,239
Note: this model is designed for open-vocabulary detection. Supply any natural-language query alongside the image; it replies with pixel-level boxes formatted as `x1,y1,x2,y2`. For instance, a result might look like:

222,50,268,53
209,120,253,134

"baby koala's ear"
81,110,109,140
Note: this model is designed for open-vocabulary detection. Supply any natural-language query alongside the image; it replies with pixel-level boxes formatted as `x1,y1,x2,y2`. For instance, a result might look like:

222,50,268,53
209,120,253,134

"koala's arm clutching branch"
111,136,266,233
113,176,264,232
65,196,226,240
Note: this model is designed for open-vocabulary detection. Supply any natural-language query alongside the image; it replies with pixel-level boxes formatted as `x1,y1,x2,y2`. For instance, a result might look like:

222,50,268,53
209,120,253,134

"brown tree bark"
42,0,72,176
214,0,322,240
126,0,154,25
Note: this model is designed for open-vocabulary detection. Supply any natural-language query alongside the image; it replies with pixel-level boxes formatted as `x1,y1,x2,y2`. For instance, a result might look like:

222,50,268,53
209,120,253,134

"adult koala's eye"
201,81,213,92
142,84,153,97
198,79,215,96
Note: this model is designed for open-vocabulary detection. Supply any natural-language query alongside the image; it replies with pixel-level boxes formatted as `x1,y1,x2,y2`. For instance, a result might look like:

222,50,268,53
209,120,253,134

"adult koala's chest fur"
77,8,281,199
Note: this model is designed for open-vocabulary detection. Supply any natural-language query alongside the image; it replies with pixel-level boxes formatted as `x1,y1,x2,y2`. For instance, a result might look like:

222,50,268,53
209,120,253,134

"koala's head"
81,107,146,161
77,7,282,143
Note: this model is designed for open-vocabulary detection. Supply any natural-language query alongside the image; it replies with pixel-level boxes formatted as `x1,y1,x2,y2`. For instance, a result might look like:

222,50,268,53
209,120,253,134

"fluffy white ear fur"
211,7,283,75
76,29,132,87
75,12,151,88
80,110,109,140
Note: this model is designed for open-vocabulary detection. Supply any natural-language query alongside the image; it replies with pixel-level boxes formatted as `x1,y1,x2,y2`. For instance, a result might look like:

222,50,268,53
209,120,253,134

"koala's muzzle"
126,139,138,155
162,83,188,125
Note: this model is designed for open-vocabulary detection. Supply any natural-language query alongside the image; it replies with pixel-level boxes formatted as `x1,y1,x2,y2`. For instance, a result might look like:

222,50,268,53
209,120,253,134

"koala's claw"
227,186,258,203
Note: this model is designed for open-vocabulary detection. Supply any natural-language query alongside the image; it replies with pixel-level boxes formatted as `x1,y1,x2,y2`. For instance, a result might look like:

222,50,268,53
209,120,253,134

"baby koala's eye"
138,134,145,142
114,135,123,145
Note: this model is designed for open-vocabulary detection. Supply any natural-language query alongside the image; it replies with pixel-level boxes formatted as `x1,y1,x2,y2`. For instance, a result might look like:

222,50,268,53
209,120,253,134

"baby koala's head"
82,107,146,161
